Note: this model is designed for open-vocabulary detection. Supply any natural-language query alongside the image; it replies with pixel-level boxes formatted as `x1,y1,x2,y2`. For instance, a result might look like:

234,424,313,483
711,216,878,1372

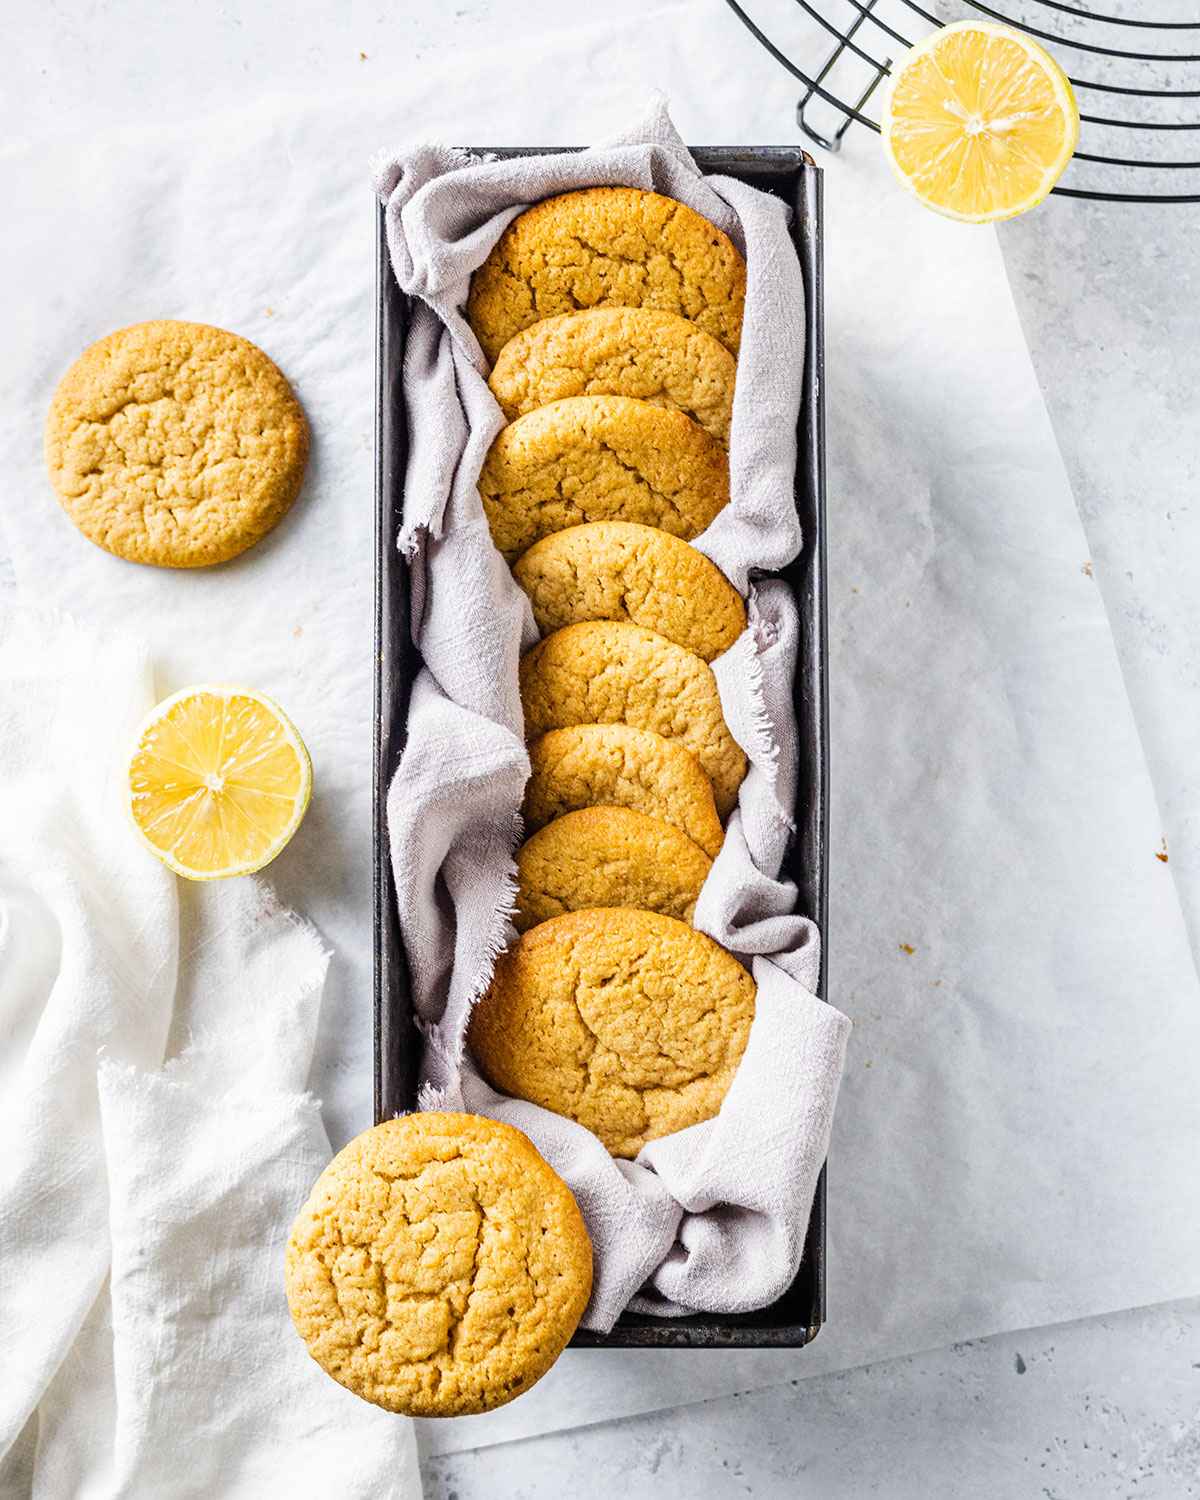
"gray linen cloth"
375,99,851,1329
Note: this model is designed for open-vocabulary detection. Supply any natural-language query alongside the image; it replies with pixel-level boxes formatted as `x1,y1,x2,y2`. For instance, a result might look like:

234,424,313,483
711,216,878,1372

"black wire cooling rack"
724,0,1200,202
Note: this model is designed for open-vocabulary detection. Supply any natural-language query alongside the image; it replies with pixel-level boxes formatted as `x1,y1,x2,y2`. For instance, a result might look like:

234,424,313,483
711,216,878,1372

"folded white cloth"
0,612,418,1498
377,99,851,1328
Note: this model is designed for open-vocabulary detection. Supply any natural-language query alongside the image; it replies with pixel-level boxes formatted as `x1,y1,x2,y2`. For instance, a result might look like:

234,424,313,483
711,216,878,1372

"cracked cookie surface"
513,521,745,661
45,320,308,568
469,910,755,1158
520,621,747,817
285,1112,592,1418
467,187,746,364
479,394,728,563
515,806,712,932
489,308,736,446
524,724,725,858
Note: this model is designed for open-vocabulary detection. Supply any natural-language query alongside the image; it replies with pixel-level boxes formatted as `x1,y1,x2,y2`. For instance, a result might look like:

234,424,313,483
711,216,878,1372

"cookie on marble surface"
45,320,308,568
479,394,728,563
520,621,746,817
514,806,712,932
468,909,755,1158
467,187,746,363
284,1112,592,1418
488,308,736,446
513,521,745,662
524,723,725,859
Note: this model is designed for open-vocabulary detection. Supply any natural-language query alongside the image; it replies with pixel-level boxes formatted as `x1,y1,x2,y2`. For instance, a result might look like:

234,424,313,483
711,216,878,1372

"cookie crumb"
1082,560,1093,578
899,942,915,956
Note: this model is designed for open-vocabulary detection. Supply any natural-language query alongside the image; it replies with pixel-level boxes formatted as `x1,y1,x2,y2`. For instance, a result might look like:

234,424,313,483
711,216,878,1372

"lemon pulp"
128,686,311,879
882,21,1079,223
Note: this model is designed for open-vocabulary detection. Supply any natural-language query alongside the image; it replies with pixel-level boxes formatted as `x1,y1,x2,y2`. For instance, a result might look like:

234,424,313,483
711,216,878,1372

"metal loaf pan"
374,147,828,1349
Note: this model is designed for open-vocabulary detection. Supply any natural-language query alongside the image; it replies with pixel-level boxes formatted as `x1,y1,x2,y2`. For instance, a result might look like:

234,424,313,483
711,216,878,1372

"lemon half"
128,685,312,880
881,20,1079,223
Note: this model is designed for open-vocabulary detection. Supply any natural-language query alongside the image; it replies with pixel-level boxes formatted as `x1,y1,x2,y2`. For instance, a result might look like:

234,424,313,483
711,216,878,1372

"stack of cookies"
463,186,759,1160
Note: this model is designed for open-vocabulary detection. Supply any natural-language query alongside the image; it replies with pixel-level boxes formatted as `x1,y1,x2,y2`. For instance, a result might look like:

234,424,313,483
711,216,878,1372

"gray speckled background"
1003,203,1200,966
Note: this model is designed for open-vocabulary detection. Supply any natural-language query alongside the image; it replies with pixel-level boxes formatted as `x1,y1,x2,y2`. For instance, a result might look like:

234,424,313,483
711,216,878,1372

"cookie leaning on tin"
514,806,712,932
524,723,726,859
479,394,728,563
285,1112,592,1418
513,522,745,662
45,321,308,569
520,621,747,817
469,909,756,1158
489,307,736,447
467,186,746,363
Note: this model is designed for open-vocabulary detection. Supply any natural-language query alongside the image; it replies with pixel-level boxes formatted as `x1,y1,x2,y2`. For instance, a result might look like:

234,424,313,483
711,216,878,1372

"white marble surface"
423,1297,1200,1498
6,2,1199,1495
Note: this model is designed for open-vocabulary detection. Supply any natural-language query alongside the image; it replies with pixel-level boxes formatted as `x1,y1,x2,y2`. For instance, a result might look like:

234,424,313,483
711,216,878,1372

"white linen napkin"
0,612,418,1498
377,99,850,1328
0,611,176,1453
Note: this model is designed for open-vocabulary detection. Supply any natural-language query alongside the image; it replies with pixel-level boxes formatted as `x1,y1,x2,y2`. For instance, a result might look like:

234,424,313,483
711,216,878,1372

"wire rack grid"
724,0,1200,203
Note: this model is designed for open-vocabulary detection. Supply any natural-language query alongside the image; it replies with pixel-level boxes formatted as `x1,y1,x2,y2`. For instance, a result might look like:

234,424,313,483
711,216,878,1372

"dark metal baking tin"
374,148,828,1349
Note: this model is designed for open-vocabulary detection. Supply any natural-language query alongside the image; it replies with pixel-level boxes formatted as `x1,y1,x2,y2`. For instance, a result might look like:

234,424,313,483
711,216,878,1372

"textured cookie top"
478,395,728,563
467,187,746,364
524,724,725,859
515,806,712,932
45,320,308,568
284,1112,592,1419
520,621,747,817
489,308,736,446
513,521,746,662
469,910,755,1158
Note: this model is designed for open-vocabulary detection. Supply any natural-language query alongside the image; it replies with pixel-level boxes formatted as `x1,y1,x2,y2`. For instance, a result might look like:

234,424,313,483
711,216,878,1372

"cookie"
513,521,745,662
514,806,712,932
520,621,747,817
489,308,736,447
524,724,725,859
469,910,755,1158
284,1112,592,1418
45,320,308,568
467,187,746,363
478,395,728,563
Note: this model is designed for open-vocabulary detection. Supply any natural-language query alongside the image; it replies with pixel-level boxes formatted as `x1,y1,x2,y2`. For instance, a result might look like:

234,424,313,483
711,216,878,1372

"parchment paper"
2,0,1198,1460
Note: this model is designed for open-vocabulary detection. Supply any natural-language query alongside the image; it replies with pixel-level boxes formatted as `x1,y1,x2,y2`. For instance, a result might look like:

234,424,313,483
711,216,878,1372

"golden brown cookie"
469,910,755,1158
513,521,745,662
514,806,712,932
45,320,308,568
467,187,746,363
489,308,736,446
479,395,728,563
524,724,725,859
284,1112,592,1419
520,621,747,817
